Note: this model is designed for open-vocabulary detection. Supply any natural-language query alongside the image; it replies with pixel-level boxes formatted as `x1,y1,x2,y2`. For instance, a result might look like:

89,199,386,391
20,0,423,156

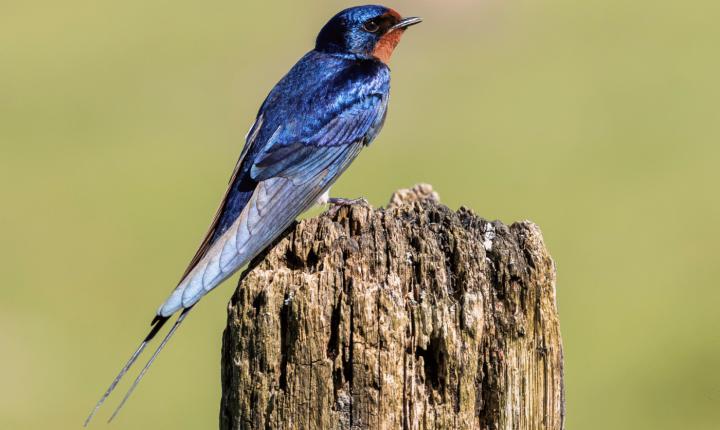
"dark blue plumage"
84,5,420,425
212,52,389,241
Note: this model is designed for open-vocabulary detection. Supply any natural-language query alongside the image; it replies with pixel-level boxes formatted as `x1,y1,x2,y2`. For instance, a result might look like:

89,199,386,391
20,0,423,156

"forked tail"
83,307,193,426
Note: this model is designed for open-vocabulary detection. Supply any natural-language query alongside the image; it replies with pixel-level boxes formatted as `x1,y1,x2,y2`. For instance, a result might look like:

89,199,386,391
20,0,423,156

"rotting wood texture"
220,184,564,430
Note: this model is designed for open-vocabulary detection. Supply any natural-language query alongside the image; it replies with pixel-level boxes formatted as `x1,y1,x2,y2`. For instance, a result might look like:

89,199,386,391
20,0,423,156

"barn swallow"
84,5,421,425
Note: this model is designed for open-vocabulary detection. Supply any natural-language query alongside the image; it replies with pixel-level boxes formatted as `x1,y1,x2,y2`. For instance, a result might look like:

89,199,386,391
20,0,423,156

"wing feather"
251,96,383,181
158,140,364,316
178,114,264,280
159,85,387,316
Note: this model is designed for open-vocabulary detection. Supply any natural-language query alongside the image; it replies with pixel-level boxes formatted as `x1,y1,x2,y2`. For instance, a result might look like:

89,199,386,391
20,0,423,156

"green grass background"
2,1,719,428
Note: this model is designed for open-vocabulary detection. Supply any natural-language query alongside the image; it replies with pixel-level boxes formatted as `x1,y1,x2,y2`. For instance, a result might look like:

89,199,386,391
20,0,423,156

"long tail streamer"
83,309,188,426
107,307,193,423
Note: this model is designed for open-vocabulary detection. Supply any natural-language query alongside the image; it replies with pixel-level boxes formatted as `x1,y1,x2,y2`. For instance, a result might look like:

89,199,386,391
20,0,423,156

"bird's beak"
391,17,423,31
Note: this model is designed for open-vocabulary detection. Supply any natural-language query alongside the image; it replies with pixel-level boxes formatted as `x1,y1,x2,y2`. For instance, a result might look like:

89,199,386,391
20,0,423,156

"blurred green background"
2,0,719,429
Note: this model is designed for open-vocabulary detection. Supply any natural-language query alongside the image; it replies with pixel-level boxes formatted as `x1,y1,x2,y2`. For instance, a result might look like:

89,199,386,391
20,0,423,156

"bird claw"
326,197,369,217
328,197,368,206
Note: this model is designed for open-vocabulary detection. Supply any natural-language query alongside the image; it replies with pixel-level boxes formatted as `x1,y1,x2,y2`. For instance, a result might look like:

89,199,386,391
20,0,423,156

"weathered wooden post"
220,184,565,430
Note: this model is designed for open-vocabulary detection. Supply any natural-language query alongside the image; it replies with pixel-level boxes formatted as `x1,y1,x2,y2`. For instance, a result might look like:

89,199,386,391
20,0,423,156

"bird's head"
315,5,422,63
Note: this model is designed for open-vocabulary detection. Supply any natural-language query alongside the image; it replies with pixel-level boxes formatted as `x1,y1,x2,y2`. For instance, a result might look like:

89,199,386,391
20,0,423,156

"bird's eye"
363,20,380,33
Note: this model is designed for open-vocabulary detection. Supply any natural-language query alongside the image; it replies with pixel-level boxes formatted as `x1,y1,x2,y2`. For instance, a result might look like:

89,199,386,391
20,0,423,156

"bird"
84,5,421,425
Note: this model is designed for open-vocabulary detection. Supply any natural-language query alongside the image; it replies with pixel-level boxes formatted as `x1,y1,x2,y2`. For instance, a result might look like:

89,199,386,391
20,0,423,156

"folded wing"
158,95,386,316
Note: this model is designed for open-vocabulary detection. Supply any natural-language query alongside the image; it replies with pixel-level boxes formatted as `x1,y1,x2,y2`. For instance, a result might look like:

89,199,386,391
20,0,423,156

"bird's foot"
326,197,369,217
328,197,368,206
